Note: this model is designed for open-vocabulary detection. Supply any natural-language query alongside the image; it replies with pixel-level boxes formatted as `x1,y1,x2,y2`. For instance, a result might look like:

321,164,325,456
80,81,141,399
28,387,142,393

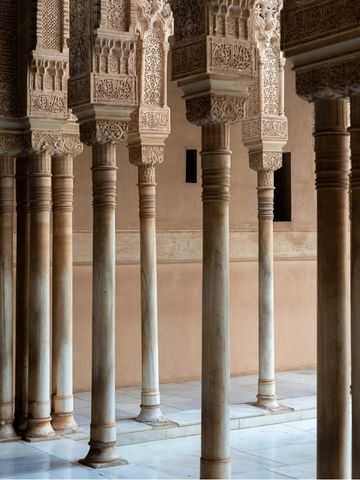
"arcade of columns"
3,0,358,479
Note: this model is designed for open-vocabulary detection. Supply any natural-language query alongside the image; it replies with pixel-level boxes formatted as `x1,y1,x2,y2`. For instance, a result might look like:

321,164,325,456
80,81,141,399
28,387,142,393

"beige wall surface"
72,63,317,392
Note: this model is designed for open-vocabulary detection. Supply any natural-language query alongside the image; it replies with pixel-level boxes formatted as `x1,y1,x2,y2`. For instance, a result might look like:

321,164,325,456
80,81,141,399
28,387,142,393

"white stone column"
315,98,350,479
51,154,77,432
80,143,126,468
25,150,55,440
136,164,163,424
0,156,18,441
14,159,30,434
350,94,360,478
200,123,231,480
255,168,279,409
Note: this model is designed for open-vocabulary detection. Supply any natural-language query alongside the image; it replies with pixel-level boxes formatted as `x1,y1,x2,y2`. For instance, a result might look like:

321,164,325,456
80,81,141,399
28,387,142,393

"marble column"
0,156,18,441
350,94,360,478
136,164,164,424
14,159,30,434
25,150,55,440
80,143,126,468
314,98,350,479
256,169,279,409
200,123,231,480
51,154,77,432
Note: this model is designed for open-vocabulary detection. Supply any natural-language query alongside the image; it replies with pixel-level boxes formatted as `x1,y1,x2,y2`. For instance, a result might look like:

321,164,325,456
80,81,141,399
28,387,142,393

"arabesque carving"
128,0,173,167
244,0,288,173
69,0,138,145
282,0,360,101
171,0,256,127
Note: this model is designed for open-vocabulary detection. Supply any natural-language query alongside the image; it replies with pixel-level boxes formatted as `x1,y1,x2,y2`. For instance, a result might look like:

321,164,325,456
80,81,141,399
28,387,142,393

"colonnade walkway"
0,371,316,479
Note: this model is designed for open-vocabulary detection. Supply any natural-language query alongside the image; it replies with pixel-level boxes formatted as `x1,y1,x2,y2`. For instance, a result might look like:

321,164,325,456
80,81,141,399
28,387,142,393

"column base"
136,405,177,427
52,413,78,433
0,422,20,442
256,394,281,411
79,441,128,469
200,457,231,479
24,417,57,442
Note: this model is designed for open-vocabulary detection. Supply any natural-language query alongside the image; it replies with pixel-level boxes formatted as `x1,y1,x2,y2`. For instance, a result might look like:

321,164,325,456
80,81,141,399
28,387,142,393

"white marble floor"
0,370,316,479
0,420,316,479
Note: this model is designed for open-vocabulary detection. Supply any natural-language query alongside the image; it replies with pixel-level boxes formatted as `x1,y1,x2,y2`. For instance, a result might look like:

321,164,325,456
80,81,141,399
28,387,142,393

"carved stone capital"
80,120,128,146
249,151,283,172
129,144,164,167
0,132,26,157
28,131,83,157
186,94,247,127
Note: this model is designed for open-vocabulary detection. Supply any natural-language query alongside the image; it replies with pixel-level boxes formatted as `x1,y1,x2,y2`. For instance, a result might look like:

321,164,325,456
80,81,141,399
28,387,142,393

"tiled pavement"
0,370,317,479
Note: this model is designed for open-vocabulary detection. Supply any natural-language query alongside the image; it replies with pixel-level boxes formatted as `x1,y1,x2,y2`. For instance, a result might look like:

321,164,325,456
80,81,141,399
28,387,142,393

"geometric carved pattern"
41,0,62,50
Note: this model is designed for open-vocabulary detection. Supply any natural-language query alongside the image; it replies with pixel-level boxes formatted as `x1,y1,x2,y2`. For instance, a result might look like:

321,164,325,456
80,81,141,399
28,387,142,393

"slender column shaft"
256,170,278,409
26,151,55,439
200,123,231,480
0,157,17,441
80,143,126,468
350,94,360,478
14,160,30,434
315,98,350,479
137,165,162,423
51,154,77,432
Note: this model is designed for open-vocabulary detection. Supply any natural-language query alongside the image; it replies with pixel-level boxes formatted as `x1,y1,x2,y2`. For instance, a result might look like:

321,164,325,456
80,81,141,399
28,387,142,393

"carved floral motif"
186,94,247,126
81,120,128,145
129,0,173,168
281,0,360,51
30,131,83,156
249,151,283,171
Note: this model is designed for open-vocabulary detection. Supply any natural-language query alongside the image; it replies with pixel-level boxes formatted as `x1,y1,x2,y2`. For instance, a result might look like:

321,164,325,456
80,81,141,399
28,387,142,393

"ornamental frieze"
93,76,136,104
209,37,255,76
281,0,360,53
30,94,67,116
295,57,360,100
